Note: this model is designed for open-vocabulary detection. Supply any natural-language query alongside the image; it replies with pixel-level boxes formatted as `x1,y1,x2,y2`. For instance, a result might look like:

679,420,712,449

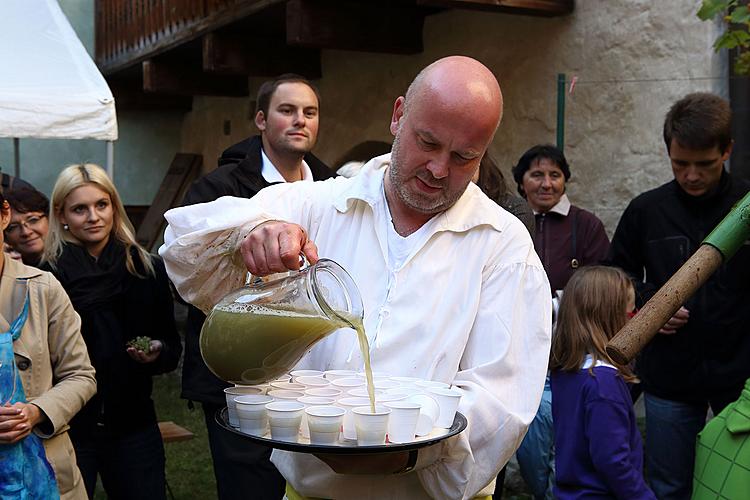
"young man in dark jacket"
608,92,750,500
180,74,334,500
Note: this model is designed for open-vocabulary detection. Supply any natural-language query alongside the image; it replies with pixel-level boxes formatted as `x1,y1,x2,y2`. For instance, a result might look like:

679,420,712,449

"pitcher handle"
246,254,309,286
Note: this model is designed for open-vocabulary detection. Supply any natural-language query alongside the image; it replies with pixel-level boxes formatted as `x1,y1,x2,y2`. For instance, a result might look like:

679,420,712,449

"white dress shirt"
261,148,314,183
160,154,552,499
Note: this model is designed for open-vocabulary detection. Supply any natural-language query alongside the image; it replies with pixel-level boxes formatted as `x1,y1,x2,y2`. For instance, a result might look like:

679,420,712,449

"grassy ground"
94,370,217,500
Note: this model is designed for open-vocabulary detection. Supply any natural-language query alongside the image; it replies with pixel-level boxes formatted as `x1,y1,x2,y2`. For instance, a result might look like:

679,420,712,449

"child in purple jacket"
549,266,655,499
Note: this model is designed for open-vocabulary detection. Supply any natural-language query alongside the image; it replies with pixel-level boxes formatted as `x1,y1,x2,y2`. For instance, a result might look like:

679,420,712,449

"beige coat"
1,256,97,500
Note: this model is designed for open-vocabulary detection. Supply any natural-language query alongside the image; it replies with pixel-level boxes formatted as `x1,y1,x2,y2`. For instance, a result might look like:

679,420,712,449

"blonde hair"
549,266,637,382
43,163,154,278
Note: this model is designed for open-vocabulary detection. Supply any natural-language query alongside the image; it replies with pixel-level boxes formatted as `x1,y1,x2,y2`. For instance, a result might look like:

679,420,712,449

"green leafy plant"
126,336,152,353
699,0,750,74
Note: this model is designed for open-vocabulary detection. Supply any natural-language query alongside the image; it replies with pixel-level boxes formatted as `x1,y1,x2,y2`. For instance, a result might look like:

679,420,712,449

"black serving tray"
215,407,467,454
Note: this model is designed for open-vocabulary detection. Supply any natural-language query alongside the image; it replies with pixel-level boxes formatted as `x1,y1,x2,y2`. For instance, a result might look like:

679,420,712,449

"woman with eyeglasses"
3,187,50,266
41,164,181,500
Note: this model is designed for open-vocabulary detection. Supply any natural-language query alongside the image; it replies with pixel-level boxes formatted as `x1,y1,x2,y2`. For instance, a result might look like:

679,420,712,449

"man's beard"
388,130,469,215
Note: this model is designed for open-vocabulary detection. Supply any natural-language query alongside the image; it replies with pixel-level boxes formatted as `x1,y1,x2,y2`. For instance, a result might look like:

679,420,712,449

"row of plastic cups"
227,383,462,435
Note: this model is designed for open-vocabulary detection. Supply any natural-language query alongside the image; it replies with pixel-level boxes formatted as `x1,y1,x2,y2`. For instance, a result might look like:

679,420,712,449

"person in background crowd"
179,73,334,500
607,92,750,499
510,144,610,500
42,164,182,500
475,154,534,236
549,266,655,500
161,55,551,500
0,189,96,499
4,187,50,266
512,144,610,294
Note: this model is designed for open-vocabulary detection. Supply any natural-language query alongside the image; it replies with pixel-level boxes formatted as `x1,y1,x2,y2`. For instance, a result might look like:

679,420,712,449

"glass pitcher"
200,258,364,385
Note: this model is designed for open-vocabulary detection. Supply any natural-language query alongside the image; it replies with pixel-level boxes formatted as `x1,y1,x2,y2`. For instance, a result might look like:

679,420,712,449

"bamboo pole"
606,191,750,365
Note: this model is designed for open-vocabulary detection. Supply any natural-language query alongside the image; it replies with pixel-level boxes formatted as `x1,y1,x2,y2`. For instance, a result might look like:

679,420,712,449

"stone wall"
180,1,726,234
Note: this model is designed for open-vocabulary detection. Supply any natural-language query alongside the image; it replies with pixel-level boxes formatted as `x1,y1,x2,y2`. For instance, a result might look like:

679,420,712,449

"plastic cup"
234,382,269,393
234,394,273,436
324,369,357,381
270,381,306,391
385,387,421,398
390,376,421,387
427,387,462,428
415,380,451,391
296,376,330,388
267,389,305,401
297,396,335,439
353,406,391,446
304,387,342,399
356,371,389,380
224,386,264,427
374,379,400,391
384,401,421,444
334,397,370,440
265,401,305,442
290,369,324,381
330,377,366,391
407,394,440,436
305,405,345,445
347,388,383,399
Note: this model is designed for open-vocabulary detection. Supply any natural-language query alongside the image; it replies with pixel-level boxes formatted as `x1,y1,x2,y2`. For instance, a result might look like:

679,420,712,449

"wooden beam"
202,32,322,78
136,153,203,252
286,0,425,54
110,83,193,111
417,0,574,17
142,59,249,96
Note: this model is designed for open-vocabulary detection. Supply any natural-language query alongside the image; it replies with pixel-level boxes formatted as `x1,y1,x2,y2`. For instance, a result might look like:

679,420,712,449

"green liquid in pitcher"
201,304,376,412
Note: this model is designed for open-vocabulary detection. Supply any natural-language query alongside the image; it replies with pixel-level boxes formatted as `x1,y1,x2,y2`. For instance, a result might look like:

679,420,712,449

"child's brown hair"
549,266,637,382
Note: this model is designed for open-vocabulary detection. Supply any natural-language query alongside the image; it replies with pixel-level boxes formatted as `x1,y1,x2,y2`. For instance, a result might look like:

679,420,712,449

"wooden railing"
95,0,574,76
95,0,280,74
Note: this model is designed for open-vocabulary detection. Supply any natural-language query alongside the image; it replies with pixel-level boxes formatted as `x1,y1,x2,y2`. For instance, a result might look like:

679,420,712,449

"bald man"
160,56,551,499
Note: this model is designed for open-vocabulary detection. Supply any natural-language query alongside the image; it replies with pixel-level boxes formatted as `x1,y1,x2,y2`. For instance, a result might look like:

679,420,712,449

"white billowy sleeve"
159,183,319,313
416,250,552,499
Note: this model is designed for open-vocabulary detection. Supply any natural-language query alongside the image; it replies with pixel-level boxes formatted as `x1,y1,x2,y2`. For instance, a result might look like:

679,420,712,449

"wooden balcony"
95,0,573,104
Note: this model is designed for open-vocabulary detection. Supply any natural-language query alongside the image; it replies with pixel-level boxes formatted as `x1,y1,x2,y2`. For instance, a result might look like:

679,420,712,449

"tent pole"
13,138,20,177
106,141,114,179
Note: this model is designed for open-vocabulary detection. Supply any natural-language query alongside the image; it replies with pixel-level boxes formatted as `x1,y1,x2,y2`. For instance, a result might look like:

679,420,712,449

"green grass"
94,371,216,499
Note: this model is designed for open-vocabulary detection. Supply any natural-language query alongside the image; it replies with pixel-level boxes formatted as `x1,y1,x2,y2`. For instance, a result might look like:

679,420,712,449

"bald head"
404,56,503,134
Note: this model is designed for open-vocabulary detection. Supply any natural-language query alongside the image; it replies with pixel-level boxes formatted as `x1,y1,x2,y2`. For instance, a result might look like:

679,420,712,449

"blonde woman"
42,164,181,500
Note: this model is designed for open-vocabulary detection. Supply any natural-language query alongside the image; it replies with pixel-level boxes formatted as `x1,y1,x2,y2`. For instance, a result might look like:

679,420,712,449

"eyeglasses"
5,214,46,235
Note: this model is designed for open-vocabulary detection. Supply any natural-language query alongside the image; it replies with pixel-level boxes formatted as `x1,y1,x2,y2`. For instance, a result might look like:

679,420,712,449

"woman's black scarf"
53,238,131,313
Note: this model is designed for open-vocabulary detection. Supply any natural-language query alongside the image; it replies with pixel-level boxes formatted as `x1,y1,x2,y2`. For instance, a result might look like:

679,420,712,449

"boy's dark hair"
663,92,732,153
5,186,49,214
511,144,571,197
255,74,320,117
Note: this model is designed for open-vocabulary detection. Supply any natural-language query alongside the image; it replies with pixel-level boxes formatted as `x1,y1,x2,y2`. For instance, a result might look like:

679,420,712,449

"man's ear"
389,96,405,136
722,140,734,162
255,110,267,132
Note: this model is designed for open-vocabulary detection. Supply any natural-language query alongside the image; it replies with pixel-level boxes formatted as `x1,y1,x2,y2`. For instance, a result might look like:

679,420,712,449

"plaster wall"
180,1,725,234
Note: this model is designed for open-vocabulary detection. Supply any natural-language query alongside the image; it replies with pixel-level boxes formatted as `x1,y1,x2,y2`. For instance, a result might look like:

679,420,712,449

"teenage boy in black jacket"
608,92,750,500
180,74,334,500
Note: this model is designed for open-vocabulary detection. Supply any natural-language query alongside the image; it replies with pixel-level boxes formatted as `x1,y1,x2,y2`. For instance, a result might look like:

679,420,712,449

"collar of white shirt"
260,148,313,183
532,193,571,216
330,153,507,235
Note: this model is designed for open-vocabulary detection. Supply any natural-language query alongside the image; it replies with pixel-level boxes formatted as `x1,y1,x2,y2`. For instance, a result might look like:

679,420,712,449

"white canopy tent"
0,0,118,178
